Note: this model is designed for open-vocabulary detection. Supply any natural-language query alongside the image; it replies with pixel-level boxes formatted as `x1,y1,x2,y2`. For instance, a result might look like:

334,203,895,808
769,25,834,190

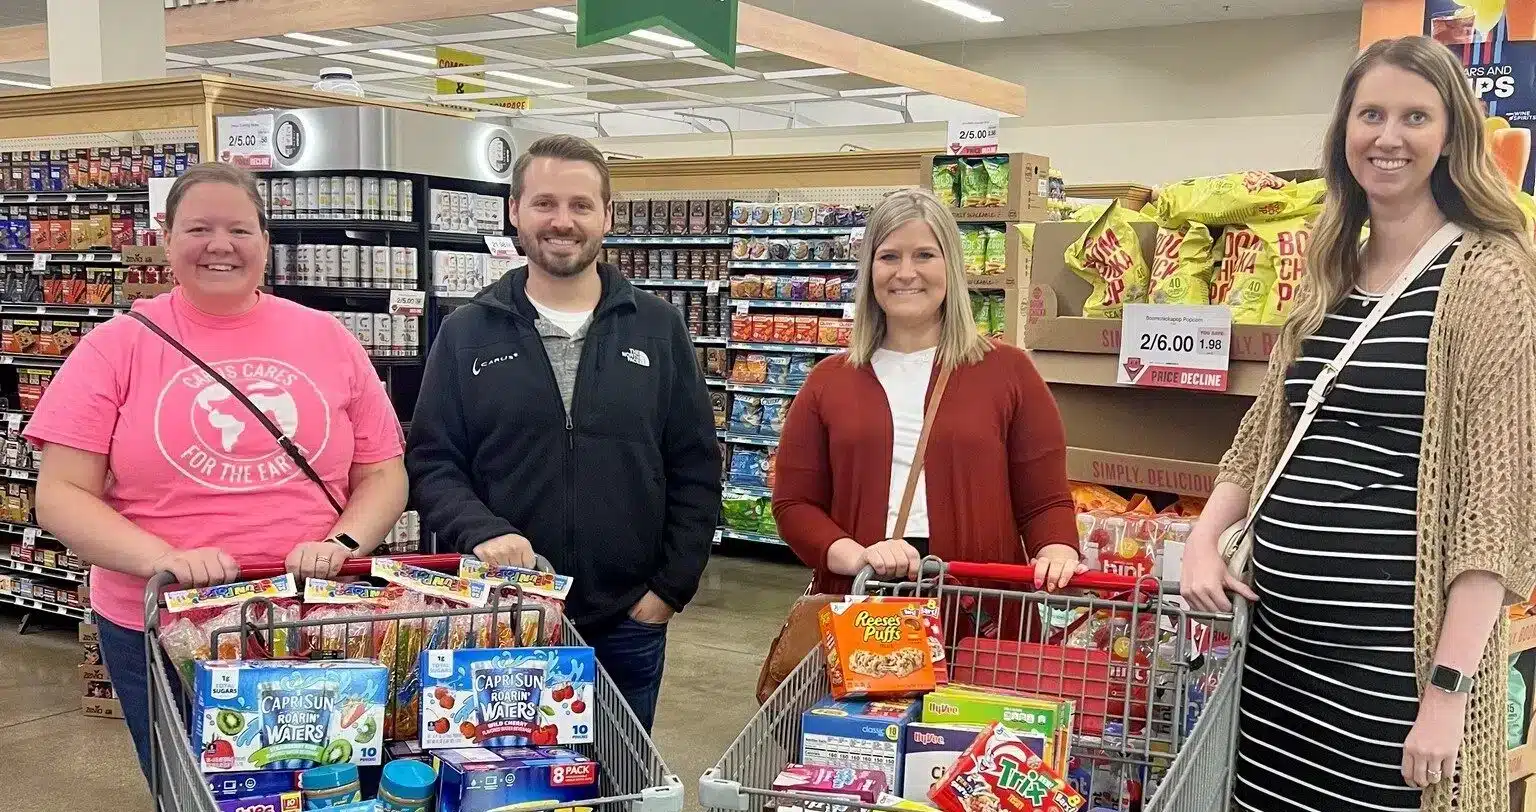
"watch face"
1431,665,1471,692
332,533,361,551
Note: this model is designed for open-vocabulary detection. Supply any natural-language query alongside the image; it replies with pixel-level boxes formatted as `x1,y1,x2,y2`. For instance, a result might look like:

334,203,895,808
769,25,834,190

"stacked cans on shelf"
258,175,414,222
269,243,419,290
431,250,520,297
326,310,420,359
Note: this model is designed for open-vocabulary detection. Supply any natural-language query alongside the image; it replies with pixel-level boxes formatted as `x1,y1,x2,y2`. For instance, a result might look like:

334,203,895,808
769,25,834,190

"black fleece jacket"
405,264,722,628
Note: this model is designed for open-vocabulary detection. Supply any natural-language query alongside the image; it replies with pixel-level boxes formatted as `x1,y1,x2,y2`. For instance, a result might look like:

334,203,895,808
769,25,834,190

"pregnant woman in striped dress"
1181,36,1536,812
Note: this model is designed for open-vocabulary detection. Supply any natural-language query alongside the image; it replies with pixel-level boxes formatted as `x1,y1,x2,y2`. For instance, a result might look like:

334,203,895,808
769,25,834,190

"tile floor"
0,547,807,812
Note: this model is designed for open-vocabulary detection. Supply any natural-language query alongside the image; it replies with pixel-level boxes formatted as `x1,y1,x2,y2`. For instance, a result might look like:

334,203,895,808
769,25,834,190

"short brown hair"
165,162,268,233
511,134,611,204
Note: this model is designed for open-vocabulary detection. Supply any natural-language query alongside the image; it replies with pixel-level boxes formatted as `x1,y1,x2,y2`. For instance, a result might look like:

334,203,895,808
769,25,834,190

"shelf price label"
484,235,520,260
1117,304,1232,392
388,290,426,316
946,114,1000,156
216,113,275,170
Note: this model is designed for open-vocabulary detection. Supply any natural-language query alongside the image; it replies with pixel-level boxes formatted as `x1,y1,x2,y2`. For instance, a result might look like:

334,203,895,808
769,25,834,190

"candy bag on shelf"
1069,481,1128,514
1149,223,1214,305
1064,201,1150,319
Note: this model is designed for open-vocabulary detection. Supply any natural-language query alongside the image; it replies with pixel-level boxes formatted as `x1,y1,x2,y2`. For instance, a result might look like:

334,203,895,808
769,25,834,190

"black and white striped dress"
1232,240,1454,812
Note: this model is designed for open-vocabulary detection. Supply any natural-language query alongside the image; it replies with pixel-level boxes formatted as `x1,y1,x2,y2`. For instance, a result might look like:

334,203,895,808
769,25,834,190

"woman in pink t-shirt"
23,162,408,780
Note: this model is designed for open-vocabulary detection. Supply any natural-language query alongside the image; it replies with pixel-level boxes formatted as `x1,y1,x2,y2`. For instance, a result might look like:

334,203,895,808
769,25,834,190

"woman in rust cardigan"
772,188,1080,596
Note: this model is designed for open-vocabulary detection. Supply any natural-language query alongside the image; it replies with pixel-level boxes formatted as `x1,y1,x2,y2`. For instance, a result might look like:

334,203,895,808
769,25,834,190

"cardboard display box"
964,224,1027,345
82,697,124,720
923,152,1050,223
1065,447,1219,499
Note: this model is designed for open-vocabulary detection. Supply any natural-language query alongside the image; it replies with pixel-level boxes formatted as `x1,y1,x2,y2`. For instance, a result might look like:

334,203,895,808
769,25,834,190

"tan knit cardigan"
1215,232,1536,812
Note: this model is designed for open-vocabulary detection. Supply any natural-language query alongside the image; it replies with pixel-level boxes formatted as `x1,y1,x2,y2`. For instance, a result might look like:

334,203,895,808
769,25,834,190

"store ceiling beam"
1,0,1027,113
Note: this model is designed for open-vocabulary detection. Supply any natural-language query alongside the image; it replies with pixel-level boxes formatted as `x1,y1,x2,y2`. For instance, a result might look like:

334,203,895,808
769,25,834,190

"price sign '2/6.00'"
1116,303,1233,392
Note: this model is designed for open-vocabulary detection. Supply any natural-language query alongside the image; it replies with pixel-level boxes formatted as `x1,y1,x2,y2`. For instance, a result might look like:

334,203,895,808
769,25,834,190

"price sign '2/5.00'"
1116,303,1232,392
215,113,275,170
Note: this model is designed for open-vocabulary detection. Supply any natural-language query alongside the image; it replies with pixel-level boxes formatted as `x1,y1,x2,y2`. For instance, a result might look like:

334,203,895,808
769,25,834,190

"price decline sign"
1117,304,1233,392
946,113,1000,156
216,113,275,170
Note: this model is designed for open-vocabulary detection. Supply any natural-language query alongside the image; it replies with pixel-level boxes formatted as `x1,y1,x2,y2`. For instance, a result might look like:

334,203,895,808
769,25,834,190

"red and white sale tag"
946,114,1000,156
1116,304,1232,392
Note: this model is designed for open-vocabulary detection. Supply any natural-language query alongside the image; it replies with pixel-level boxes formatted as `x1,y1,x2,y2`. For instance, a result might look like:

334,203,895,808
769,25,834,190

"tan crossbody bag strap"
891,365,953,540
1221,221,1463,577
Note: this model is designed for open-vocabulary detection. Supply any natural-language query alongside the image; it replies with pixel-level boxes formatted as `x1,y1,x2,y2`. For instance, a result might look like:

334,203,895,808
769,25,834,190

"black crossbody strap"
126,310,345,515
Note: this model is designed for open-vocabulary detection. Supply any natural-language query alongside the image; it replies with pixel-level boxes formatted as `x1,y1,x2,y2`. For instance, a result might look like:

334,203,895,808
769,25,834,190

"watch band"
1429,664,1476,694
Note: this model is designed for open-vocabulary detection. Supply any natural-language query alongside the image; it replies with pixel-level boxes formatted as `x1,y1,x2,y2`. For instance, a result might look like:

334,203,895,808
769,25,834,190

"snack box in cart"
819,599,937,700
920,686,1073,776
435,746,599,812
418,647,595,749
800,696,919,788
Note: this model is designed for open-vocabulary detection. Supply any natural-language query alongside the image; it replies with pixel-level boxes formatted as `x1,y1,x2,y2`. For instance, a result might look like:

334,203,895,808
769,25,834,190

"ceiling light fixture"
629,29,695,49
486,70,573,89
764,67,848,80
285,32,350,47
916,0,1004,23
368,48,437,65
534,7,579,22
0,78,51,89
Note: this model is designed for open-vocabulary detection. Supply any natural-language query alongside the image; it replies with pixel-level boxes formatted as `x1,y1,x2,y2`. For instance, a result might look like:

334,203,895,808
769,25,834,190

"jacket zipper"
528,332,576,570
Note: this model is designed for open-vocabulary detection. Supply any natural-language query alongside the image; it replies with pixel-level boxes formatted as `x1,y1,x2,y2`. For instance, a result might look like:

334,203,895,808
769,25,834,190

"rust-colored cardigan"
771,342,1078,595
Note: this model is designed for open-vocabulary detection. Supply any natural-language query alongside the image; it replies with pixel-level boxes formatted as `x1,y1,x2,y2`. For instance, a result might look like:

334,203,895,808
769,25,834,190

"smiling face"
1345,63,1450,208
871,219,948,330
166,181,269,311
510,156,611,279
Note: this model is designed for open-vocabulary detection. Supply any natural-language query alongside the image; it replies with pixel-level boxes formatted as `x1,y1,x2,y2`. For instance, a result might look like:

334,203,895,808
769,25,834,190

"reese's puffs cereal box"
820,598,936,700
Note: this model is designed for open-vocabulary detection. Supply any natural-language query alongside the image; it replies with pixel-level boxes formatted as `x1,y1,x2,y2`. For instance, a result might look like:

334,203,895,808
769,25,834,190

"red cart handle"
235,553,468,581
942,561,1161,594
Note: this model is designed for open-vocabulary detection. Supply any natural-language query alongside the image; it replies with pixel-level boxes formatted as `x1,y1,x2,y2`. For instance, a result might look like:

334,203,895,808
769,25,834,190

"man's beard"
525,230,602,278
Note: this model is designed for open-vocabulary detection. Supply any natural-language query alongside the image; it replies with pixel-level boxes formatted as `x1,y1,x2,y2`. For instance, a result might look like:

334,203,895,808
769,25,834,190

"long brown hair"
1282,35,1534,360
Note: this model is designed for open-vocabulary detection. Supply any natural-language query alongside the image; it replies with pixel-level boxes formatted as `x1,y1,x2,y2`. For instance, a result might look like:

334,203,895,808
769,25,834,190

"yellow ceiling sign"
435,46,532,111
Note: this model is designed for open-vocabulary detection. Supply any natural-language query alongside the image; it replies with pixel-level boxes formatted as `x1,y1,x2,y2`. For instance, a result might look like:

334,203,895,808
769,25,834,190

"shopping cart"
700,558,1247,812
142,553,684,812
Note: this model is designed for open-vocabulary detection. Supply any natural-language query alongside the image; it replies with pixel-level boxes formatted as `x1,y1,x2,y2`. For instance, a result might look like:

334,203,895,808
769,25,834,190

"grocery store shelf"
268,219,418,232
0,555,86,584
0,520,55,542
0,354,67,367
0,467,37,481
0,303,125,318
1028,349,1267,398
705,377,726,387
729,261,857,271
630,278,716,289
0,590,88,621
727,382,800,396
428,231,501,246
1065,447,1219,498
738,300,847,312
730,227,857,236
693,336,726,346
0,252,121,263
725,484,772,499
369,356,423,366
720,528,786,546
272,285,412,298
724,433,779,448
0,190,146,204
728,342,843,355
606,235,731,246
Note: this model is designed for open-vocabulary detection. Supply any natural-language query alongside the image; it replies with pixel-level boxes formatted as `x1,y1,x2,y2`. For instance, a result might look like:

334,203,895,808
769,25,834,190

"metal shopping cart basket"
700,558,1248,812
141,553,684,812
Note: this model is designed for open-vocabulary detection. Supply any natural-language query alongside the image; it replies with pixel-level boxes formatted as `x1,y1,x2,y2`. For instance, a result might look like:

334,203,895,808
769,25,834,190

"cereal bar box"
819,599,936,700
928,722,1085,812
191,660,388,773
418,647,595,749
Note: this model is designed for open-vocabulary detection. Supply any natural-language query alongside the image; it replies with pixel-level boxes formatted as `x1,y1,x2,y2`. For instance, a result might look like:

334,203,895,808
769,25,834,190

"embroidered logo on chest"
472,353,518,376
621,348,650,368
155,357,332,492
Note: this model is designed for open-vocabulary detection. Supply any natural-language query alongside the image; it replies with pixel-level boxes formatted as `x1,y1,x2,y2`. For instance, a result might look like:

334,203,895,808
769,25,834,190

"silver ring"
1428,771,1443,783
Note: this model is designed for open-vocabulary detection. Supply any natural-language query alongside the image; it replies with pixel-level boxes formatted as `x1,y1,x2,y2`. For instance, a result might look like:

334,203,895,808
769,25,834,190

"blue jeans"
579,616,669,732
98,614,181,785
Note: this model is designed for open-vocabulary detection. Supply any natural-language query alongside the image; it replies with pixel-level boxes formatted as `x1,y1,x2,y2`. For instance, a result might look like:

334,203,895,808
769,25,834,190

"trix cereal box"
436,746,600,812
773,765,888,805
928,723,1084,812
192,660,388,773
800,696,919,788
419,647,595,749
819,599,936,699
920,687,1073,776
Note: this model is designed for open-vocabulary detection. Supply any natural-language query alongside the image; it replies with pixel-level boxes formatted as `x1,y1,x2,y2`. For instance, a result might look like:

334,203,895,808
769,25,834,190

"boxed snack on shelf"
925,153,1050,223
800,696,920,787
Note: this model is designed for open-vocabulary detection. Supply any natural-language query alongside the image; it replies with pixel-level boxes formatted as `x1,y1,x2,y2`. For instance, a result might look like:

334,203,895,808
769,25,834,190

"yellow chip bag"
1151,171,1324,228
1515,191,1536,239
1150,223,1214,305
1222,217,1312,325
1015,222,1036,284
1065,201,1150,319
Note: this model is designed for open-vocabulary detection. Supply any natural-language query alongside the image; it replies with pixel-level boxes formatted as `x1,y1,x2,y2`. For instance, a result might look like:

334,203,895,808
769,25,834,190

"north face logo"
622,348,650,367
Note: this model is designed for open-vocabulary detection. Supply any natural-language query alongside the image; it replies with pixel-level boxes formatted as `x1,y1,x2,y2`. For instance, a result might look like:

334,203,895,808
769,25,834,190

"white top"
872,346,937,539
527,295,593,337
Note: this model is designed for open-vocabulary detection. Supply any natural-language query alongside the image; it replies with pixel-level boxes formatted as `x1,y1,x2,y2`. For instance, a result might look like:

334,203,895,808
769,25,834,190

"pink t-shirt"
23,289,404,630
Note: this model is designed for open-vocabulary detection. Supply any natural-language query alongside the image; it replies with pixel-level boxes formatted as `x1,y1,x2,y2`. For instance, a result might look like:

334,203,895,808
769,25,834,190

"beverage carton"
419,647,595,749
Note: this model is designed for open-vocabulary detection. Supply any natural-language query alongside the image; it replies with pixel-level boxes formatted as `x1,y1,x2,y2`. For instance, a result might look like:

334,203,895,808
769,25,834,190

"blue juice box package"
436,747,600,812
419,648,595,749
192,660,389,773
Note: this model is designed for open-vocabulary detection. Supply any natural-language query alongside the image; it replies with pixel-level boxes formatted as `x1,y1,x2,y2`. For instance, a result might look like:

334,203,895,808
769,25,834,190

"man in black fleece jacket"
406,135,721,730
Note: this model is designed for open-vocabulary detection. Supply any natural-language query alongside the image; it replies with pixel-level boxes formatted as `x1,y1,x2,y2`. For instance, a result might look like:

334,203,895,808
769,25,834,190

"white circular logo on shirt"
154,358,332,491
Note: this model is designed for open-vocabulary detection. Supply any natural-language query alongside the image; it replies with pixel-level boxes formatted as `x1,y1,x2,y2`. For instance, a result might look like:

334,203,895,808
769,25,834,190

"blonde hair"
1282,35,1536,359
847,188,991,370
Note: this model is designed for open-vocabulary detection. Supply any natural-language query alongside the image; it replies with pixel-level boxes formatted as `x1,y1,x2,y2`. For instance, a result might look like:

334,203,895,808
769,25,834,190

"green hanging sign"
576,0,739,67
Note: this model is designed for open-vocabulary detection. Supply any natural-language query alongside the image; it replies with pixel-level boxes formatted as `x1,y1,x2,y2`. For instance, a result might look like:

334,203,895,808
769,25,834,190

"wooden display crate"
922,152,1050,223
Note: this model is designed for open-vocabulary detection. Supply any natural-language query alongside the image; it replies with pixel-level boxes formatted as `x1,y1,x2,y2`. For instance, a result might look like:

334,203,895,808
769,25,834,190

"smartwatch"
1429,664,1476,695
328,533,362,556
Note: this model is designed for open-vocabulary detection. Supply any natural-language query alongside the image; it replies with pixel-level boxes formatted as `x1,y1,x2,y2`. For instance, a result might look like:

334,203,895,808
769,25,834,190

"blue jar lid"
380,759,437,800
300,763,360,792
